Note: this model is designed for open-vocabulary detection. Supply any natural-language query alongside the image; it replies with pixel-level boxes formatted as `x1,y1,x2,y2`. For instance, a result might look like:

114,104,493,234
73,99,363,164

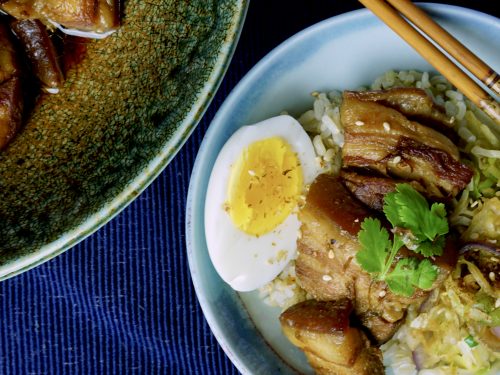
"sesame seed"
393,156,402,164
470,200,479,208
355,121,365,126
354,218,359,223
248,170,256,176
489,272,496,281
322,275,332,282
383,122,391,131
328,250,335,259
379,290,386,298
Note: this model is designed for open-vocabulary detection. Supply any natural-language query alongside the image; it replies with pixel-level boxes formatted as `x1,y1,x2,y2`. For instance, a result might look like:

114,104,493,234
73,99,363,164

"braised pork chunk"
340,170,427,211
1,0,120,32
0,23,23,150
280,299,384,375
340,91,473,199
344,87,454,129
295,174,456,343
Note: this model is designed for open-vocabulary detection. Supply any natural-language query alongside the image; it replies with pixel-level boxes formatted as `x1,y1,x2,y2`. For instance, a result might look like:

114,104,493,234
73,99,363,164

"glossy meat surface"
280,299,384,375
0,22,23,150
340,170,427,211
11,19,63,90
295,174,456,343
1,0,119,32
340,91,473,198
344,87,453,129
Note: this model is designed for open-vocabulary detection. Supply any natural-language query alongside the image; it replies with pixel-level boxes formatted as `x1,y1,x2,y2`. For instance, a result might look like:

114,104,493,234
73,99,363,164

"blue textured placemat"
0,1,497,374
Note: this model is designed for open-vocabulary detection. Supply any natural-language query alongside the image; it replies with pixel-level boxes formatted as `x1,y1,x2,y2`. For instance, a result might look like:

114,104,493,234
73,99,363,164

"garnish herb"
464,335,478,348
356,184,448,297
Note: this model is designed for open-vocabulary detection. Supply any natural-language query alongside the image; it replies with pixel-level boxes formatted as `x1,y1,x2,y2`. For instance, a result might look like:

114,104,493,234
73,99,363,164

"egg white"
205,115,320,292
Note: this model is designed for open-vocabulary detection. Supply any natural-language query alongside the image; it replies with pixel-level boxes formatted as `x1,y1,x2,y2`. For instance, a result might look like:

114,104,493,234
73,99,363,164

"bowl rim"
0,0,250,281
185,3,499,374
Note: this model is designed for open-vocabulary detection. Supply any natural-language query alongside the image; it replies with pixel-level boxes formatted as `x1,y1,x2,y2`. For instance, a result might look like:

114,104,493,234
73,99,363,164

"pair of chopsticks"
359,0,500,125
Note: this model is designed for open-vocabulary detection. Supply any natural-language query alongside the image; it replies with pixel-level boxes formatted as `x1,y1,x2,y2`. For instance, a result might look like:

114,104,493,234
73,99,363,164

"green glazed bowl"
0,0,248,279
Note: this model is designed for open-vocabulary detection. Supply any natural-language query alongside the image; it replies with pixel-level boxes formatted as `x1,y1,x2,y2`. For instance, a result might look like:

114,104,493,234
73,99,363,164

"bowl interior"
186,4,500,374
0,0,247,278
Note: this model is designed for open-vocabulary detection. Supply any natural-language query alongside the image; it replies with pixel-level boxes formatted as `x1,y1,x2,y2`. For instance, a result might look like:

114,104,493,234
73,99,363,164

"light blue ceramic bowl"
186,4,500,374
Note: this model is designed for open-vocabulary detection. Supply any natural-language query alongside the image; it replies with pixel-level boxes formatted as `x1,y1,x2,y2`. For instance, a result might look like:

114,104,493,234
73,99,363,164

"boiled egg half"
205,115,321,292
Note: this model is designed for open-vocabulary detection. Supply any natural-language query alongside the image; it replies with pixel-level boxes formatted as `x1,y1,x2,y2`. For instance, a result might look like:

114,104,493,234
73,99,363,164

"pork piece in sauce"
340,170,426,211
341,90,473,199
295,174,457,343
0,0,120,149
345,87,454,130
1,0,120,33
11,19,63,91
0,22,23,149
280,299,384,375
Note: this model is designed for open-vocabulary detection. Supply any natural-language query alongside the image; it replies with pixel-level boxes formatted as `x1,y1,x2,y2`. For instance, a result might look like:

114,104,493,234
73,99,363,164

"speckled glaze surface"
0,0,248,278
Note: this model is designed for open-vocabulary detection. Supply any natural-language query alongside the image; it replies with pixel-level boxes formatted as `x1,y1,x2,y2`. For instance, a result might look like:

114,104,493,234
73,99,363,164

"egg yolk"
226,137,303,236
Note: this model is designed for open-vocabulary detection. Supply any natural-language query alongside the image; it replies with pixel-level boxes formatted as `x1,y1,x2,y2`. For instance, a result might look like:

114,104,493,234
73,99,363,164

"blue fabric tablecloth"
0,1,497,374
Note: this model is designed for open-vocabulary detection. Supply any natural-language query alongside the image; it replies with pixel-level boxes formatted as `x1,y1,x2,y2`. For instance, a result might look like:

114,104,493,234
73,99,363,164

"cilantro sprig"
356,184,447,297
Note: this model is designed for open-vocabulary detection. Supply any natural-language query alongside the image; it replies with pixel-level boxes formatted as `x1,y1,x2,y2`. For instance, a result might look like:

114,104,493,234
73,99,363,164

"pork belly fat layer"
344,87,453,129
340,170,426,211
280,299,384,375
296,174,457,343
341,92,472,198
1,0,120,32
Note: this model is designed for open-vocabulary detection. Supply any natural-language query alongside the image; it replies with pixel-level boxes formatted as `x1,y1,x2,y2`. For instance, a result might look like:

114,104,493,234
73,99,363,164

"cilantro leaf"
383,184,448,256
356,218,390,274
413,236,445,257
357,183,448,297
393,184,428,234
411,259,439,289
383,192,403,227
385,258,418,297
425,202,449,239
385,258,438,297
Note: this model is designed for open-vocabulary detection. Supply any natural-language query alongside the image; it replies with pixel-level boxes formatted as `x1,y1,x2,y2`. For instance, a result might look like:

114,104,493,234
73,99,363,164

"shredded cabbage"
450,109,500,238
382,264,500,374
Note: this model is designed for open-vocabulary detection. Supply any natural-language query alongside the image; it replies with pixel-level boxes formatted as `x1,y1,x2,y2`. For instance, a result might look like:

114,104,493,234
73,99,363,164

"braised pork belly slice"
0,23,18,83
340,170,427,211
1,0,120,32
341,91,473,198
280,299,384,375
0,76,23,149
11,19,63,91
0,23,23,150
345,87,453,130
296,174,457,343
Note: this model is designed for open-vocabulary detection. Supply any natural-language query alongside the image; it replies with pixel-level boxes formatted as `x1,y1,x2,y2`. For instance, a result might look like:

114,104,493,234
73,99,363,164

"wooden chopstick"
358,0,500,125
386,0,500,96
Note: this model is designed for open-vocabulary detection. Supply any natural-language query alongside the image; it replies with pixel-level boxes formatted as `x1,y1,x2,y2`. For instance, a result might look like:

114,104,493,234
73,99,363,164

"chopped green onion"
464,335,478,348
